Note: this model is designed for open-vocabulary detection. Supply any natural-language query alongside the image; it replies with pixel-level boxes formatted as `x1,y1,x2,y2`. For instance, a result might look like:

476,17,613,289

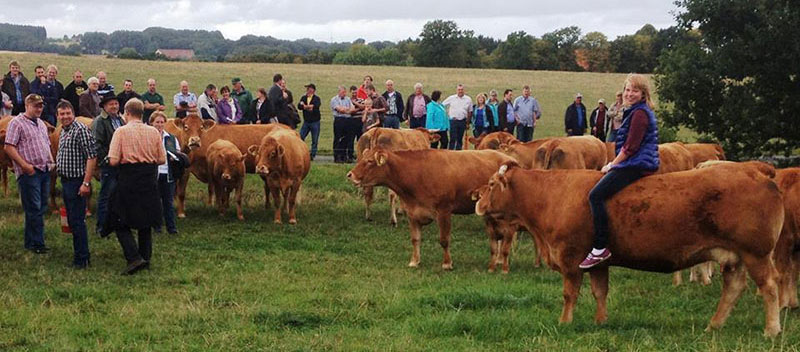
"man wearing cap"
381,79,404,129
298,83,321,160
513,85,542,142
173,80,197,119
140,78,165,123
231,78,254,123
79,77,101,118
564,93,587,136
590,99,609,141
3,94,53,254
55,100,96,268
92,93,124,236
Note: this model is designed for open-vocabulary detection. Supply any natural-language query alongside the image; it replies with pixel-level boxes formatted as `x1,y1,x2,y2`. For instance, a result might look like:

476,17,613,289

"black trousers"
431,131,449,149
345,118,362,160
116,227,152,264
588,168,645,249
333,116,348,162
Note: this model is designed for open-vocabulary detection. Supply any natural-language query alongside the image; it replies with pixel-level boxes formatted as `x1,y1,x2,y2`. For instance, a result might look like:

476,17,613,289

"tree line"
0,21,685,73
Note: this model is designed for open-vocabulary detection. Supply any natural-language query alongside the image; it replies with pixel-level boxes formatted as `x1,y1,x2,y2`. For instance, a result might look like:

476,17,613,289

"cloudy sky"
6,1,679,42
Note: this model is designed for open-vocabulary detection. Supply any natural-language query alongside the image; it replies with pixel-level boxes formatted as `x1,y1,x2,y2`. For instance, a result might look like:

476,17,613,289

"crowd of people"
2,58,634,275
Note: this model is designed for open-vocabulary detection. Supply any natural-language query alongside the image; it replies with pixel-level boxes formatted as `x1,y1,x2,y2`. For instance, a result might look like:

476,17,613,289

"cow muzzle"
221,173,232,180
187,137,201,149
256,165,269,175
346,171,360,186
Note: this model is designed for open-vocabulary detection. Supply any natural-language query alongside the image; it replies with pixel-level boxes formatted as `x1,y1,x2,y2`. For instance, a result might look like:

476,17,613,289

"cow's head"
215,148,246,182
173,113,215,151
248,136,284,176
413,128,441,144
467,132,487,147
346,147,390,187
475,161,519,216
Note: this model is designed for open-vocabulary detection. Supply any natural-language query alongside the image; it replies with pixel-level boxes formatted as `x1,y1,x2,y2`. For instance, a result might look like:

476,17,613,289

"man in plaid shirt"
3,94,53,254
56,100,97,268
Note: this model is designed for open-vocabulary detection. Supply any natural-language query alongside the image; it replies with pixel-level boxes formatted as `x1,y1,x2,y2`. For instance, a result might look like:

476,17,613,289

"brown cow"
248,128,310,224
775,168,800,309
468,131,517,150
495,138,553,169
684,143,726,166
532,136,608,170
347,148,515,270
604,142,616,163
166,113,289,217
475,161,784,336
355,127,438,225
206,139,246,220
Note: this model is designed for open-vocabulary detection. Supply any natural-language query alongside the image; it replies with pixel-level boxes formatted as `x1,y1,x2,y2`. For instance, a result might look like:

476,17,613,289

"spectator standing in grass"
215,85,242,124
149,111,180,235
442,84,472,150
173,80,197,118
471,93,496,137
2,60,31,115
92,93,123,236
425,90,449,149
197,84,218,121
116,79,141,115
96,71,115,99
0,79,12,116
381,80,403,129
298,83,321,160
404,82,429,129
62,70,87,113
34,65,63,126
565,93,587,136
250,87,272,124
78,77,101,118
140,78,166,123
331,86,353,163
3,94,53,254
106,98,166,275
513,85,541,142
55,100,96,268
231,78,254,124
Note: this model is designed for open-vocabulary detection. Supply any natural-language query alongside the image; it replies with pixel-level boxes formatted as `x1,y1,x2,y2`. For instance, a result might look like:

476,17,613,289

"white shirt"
442,94,472,120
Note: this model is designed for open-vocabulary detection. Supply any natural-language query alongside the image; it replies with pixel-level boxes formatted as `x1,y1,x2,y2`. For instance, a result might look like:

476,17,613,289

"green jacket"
232,87,254,122
92,110,125,167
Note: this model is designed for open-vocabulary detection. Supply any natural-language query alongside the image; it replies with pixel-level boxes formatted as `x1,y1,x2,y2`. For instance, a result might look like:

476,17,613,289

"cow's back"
685,143,726,166
546,136,607,170
201,123,289,172
655,142,694,174
357,128,429,161
472,131,517,150
501,138,552,169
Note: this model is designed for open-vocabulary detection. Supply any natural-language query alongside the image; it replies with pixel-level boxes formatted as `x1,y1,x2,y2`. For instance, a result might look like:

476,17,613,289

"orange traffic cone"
60,206,71,233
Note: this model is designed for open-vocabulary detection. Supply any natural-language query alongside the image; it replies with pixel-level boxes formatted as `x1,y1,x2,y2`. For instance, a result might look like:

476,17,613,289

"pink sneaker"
579,249,612,269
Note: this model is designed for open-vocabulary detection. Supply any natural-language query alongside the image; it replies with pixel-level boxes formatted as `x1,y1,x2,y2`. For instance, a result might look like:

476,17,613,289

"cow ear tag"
376,154,386,166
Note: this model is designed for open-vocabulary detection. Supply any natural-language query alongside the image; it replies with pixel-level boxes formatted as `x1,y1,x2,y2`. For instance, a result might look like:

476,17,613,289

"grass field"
0,51,648,154
0,51,795,351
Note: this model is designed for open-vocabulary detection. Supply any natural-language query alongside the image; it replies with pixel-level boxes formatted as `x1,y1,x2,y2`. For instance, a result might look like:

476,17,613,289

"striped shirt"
4,114,53,177
57,121,97,178
108,120,166,165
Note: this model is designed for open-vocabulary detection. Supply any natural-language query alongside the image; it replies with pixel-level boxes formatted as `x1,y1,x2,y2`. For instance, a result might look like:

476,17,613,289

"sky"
5,0,680,42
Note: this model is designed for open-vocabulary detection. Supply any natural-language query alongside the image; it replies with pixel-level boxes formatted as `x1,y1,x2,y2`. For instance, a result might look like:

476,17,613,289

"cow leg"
363,186,373,221
175,172,189,218
707,262,747,332
235,182,244,221
271,186,282,224
261,175,270,210
408,219,422,268
206,182,214,206
742,255,782,337
672,271,683,286
789,252,800,308
589,266,609,324
530,231,544,268
560,270,583,323
1,166,7,196
437,213,453,271
389,190,398,227
500,229,514,274
701,262,713,285
485,221,500,273
215,183,226,216
287,183,300,225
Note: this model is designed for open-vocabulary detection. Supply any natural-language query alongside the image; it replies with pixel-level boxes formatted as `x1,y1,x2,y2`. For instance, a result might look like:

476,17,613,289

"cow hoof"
764,325,781,338
177,213,186,219
237,216,244,221
274,220,282,224
441,263,453,271
407,261,419,268
502,269,509,275
289,219,297,225
390,221,397,227
85,211,92,217
487,267,495,273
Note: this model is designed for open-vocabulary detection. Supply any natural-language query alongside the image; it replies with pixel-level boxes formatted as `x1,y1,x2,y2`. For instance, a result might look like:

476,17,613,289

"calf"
206,139,246,220
475,161,784,336
347,148,514,270
248,129,310,224
468,131,517,150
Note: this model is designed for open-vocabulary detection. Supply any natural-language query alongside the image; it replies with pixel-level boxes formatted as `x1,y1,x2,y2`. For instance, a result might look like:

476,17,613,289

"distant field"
0,51,646,153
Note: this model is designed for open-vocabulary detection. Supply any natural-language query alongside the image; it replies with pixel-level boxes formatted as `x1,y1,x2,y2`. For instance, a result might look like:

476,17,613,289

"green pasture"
0,164,798,351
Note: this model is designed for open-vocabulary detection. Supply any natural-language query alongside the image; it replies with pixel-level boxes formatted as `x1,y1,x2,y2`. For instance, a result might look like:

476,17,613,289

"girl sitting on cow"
579,73,660,269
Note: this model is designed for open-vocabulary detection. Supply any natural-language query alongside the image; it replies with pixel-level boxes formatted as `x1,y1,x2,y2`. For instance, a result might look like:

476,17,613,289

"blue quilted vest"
614,101,660,171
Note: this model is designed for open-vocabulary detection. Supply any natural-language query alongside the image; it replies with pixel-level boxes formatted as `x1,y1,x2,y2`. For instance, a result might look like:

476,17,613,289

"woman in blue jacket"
579,74,660,269
471,93,496,137
425,90,449,149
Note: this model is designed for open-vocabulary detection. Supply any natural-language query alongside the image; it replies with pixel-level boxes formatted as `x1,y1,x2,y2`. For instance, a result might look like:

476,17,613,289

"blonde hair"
476,93,487,104
149,111,167,124
623,73,654,109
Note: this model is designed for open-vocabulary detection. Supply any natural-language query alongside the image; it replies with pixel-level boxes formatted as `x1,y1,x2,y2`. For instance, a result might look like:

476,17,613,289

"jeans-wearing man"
382,80,404,129
298,84,321,160
442,84,472,150
92,94,124,235
513,85,542,142
55,101,96,268
404,83,429,129
4,94,53,253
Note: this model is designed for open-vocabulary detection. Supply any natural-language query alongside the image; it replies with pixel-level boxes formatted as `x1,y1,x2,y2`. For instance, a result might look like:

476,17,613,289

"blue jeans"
448,119,467,150
383,114,400,129
158,174,177,233
96,166,118,234
589,168,645,249
300,120,320,159
473,125,487,138
517,125,534,142
61,177,89,264
409,115,426,129
18,170,50,250
607,129,618,142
